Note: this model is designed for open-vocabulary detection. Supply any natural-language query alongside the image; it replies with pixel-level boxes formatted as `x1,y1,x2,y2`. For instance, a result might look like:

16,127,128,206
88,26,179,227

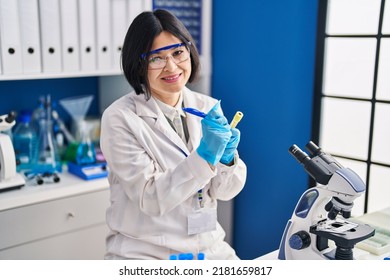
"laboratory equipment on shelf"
59,94,94,142
24,169,60,185
0,111,25,192
60,95,107,180
12,110,38,172
24,95,61,185
35,95,62,172
278,141,375,260
51,109,75,144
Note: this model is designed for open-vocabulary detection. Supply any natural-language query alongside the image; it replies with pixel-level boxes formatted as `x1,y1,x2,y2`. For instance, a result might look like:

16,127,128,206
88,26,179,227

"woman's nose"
164,56,178,71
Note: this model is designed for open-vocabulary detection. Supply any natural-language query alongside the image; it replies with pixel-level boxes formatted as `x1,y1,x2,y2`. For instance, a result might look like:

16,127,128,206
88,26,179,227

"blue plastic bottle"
12,111,38,172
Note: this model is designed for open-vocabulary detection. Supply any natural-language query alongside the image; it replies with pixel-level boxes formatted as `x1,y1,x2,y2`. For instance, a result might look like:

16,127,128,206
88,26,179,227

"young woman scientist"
100,9,247,260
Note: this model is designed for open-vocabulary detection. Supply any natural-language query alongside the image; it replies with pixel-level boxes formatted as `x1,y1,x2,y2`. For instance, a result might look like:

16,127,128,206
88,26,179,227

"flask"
12,111,38,172
33,95,62,174
35,118,62,173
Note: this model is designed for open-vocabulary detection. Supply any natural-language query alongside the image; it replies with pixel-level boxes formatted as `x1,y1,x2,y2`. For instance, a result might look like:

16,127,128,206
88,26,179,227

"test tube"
230,111,244,128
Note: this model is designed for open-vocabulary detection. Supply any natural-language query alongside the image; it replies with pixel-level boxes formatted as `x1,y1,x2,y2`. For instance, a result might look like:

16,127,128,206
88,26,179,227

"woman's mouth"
161,73,181,83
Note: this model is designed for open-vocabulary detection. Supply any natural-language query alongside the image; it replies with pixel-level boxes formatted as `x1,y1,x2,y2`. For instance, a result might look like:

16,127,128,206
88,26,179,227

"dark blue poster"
153,0,202,54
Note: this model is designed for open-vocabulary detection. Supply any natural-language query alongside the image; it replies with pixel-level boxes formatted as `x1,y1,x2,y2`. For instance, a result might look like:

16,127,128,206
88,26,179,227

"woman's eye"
149,57,162,63
172,50,183,57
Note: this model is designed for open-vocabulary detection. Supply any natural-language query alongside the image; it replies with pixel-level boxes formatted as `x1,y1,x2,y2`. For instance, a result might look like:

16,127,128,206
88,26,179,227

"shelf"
0,172,109,211
0,70,123,81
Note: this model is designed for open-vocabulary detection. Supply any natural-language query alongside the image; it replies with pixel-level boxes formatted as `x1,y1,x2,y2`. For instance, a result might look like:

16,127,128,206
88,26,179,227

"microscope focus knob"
289,231,311,250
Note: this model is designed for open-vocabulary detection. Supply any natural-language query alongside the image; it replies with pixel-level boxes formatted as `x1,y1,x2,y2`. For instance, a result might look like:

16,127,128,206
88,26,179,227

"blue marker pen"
184,107,244,128
182,107,207,118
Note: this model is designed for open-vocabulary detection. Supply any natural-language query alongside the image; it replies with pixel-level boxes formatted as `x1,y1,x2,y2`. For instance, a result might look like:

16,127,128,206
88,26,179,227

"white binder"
0,0,23,74
142,0,153,11
111,0,127,70
18,0,42,74
128,0,144,24
96,0,112,70
0,48,2,74
78,0,97,71
143,0,153,11
60,0,80,72
39,0,62,73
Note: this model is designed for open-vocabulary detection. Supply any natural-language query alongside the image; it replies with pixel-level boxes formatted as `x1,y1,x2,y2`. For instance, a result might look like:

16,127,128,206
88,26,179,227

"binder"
18,0,42,74
0,0,23,74
128,0,144,24
111,0,127,70
143,0,153,11
39,0,62,73
60,0,80,72
96,0,112,70
78,0,97,71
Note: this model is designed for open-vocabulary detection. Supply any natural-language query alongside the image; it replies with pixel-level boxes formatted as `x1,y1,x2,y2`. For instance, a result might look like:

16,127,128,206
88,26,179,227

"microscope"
0,111,25,192
278,141,375,260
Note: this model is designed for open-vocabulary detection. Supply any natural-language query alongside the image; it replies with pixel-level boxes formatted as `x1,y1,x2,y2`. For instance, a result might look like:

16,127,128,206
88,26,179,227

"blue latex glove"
197,102,231,166
220,127,241,164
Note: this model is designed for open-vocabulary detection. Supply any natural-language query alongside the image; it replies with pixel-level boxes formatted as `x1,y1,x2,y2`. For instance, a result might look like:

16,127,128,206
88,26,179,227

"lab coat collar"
152,93,186,123
133,94,159,119
133,90,190,155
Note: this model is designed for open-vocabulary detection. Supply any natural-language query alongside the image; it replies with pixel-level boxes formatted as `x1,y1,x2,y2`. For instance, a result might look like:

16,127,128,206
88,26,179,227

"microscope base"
0,173,25,193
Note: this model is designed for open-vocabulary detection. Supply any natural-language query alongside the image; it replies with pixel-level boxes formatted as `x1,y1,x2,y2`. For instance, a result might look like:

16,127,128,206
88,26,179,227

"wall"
212,0,319,259
0,78,100,125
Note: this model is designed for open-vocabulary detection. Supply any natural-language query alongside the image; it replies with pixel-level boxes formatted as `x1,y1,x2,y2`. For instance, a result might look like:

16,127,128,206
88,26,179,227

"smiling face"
147,31,192,106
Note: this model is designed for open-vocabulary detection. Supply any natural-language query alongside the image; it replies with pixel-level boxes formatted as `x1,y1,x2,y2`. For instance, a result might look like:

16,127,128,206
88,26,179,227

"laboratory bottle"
31,97,46,132
12,111,38,172
35,118,62,174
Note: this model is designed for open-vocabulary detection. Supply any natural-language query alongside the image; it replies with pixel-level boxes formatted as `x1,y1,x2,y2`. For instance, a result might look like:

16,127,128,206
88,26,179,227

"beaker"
65,121,96,165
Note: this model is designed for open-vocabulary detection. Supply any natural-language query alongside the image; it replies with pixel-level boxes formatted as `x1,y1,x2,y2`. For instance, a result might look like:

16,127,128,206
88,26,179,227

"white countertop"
0,172,109,211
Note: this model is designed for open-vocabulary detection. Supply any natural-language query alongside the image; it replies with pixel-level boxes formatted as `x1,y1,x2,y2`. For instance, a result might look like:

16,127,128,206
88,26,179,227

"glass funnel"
59,95,93,124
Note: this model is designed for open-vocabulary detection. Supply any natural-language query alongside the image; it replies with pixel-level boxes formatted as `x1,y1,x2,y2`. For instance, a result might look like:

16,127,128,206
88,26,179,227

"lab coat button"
221,171,227,175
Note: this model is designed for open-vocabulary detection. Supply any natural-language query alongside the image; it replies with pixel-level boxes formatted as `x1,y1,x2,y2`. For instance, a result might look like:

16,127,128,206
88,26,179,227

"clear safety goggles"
141,42,191,70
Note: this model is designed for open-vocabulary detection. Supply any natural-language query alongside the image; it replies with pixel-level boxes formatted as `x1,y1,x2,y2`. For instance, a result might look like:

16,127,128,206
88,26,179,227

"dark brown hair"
121,9,200,100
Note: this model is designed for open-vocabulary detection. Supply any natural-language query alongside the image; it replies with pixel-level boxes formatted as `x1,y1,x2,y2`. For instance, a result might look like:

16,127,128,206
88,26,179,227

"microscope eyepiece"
305,141,322,156
289,142,341,185
289,144,310,164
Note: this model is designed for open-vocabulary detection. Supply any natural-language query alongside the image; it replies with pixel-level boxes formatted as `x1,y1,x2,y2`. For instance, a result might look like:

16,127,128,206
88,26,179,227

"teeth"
163,74,179,80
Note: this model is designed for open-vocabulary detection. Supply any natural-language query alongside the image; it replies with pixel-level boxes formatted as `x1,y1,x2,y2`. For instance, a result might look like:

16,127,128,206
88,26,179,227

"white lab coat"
100,87,247,259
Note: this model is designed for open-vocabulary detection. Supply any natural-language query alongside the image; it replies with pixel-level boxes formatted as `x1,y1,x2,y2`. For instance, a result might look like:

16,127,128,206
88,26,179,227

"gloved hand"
197,102,231,166
220,127,241,164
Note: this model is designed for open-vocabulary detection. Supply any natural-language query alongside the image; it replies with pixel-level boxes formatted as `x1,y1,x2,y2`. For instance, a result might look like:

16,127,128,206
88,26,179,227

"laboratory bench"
0,172,110,260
